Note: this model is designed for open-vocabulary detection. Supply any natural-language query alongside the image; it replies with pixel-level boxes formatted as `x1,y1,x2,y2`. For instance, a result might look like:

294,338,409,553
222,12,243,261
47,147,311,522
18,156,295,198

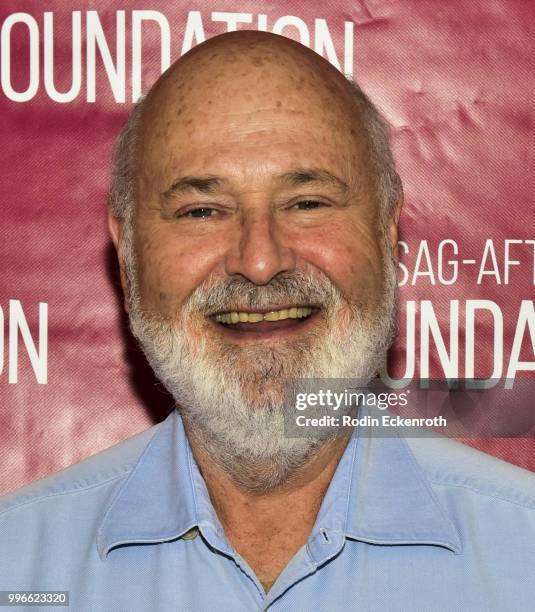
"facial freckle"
276,100,282,108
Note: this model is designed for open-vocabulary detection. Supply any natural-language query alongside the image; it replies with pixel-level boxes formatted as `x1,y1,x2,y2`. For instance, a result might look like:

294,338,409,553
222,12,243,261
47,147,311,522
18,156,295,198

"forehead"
137,47,372,192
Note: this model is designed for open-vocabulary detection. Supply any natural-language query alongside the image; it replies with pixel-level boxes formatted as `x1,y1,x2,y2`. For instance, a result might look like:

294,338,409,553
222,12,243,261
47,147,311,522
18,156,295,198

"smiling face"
135,36,387,341
109,32,400,486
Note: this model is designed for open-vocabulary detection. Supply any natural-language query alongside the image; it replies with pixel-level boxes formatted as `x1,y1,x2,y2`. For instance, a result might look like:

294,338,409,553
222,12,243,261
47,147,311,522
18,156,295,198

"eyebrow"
162,175,223,198
279,168,349,193
161,167,349,199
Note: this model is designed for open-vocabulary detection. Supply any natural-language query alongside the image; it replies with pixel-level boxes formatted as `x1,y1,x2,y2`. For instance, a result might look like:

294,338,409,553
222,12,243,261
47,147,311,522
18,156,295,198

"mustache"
183,270,343,316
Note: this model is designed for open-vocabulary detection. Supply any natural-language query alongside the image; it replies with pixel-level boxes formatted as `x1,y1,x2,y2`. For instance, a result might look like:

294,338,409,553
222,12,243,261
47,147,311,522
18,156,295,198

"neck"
187,425,350,497
184,424,351,593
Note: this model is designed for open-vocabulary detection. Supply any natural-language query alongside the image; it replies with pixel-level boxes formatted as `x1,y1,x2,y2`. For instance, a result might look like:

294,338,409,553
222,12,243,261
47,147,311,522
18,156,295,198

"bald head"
143,31,360,141
109,31,400,228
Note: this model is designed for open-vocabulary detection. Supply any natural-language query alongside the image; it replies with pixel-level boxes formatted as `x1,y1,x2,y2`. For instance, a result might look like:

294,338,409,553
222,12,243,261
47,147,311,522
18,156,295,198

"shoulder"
405,433,535,510
0,421,161,520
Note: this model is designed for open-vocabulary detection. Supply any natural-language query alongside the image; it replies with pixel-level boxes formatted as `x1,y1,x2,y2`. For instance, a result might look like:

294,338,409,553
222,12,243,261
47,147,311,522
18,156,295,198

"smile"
209,306,318,339
214,307,313,324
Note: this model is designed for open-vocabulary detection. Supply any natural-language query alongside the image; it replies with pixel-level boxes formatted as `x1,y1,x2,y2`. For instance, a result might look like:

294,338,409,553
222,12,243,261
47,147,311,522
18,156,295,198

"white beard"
123,229,397,492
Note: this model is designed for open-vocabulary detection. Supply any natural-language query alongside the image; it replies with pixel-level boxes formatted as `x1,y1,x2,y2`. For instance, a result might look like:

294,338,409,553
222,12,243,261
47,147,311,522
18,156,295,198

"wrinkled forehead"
135,36,374,194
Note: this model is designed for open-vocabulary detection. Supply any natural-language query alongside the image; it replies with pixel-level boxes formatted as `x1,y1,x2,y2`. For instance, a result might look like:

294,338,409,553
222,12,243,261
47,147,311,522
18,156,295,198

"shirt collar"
97,408,461,559
343,422,462,553
97,410,197,559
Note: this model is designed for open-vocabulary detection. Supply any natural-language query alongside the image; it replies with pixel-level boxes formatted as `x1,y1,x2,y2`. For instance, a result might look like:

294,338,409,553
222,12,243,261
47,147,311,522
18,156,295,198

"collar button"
182,527,199,541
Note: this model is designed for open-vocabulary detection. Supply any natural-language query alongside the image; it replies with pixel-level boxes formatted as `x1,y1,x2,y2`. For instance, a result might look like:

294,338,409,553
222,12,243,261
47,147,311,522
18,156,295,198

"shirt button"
182,527,199,541
319,528,330,543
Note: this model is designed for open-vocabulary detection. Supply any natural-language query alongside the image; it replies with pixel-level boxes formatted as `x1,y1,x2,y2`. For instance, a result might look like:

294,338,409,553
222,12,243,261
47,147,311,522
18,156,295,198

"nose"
224,208,296,285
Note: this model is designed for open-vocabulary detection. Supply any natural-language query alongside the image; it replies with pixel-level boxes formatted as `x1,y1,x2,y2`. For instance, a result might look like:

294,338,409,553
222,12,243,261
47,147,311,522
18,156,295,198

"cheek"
134,227,224,317
291,220,384,302
135,236,179,314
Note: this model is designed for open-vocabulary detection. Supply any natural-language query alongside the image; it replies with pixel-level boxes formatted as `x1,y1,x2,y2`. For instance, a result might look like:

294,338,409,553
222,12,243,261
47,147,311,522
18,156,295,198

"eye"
177,207,217,218
294,200,329,211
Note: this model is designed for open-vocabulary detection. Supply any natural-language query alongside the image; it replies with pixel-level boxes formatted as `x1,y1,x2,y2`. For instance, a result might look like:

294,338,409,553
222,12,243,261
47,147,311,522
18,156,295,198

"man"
1,31,534,611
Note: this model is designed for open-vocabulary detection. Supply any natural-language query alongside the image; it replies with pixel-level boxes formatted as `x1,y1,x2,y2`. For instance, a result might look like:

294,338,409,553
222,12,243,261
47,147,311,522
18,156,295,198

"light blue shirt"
1,408,535,611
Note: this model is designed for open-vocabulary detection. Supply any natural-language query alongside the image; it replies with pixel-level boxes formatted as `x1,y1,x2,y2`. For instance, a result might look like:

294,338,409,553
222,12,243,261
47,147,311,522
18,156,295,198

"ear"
386,186,404,264
108,211,130,313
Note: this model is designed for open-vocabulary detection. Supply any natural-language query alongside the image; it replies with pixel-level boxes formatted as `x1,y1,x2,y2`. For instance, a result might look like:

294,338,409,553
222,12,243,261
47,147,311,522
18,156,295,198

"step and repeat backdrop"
1,0,534,495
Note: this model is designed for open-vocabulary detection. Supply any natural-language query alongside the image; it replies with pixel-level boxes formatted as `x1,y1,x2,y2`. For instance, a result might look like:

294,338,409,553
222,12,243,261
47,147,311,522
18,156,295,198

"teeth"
215,307,313,325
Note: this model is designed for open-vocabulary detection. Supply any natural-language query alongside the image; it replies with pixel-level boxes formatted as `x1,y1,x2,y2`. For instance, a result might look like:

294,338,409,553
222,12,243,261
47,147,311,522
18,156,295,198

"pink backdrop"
1,0,534,496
